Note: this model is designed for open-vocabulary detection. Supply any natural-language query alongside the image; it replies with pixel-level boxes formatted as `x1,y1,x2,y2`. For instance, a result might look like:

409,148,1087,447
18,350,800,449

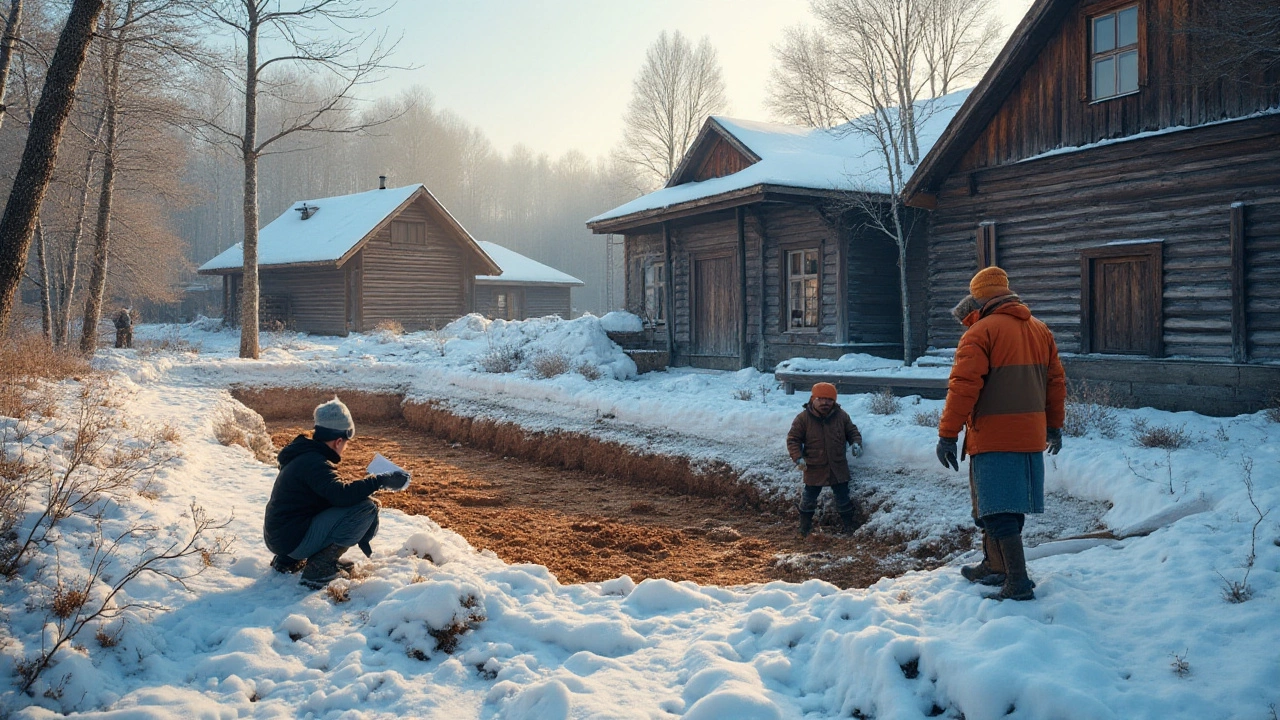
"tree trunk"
79,8,126,354
0,0,105,333
239,19,260,359
34,218,51,338
55,107,106,346
0,0,23,131
891,203,915,364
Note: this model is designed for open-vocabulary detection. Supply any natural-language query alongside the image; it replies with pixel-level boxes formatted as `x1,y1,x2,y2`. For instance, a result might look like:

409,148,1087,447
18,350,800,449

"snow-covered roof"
198,184,498,275
588,89,971,226
474,241,584,287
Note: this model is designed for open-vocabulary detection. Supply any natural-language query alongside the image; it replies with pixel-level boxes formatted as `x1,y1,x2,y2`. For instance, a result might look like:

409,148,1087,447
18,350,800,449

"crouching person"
263,397,409,589
786,382,864,537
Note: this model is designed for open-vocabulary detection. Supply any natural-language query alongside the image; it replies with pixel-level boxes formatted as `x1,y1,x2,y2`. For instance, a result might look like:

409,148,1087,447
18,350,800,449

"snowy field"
3,313,1278,718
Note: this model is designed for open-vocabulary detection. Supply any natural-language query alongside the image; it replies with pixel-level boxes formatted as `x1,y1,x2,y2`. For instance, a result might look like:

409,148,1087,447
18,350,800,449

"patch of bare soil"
269,421,939,589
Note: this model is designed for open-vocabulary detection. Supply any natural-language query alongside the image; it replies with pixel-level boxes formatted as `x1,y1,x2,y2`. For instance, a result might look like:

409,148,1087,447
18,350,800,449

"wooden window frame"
783,246,822,334
1079,241,1163,357
977,222,998,269
1082,0,1145,103
642,259,667,325
390,220,428,246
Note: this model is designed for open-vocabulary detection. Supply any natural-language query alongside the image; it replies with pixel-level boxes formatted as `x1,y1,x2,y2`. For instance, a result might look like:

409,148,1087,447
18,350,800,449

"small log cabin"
904,0,1280,415
588,98,965,370
198,183,501,335
472,240,584,320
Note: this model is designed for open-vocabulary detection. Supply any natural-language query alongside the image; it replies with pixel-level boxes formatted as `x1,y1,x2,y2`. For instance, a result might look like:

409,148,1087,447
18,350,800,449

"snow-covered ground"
3,314,1278,718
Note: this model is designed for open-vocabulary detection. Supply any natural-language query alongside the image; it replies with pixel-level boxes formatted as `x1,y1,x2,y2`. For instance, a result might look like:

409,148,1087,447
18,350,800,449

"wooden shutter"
977,222,998,268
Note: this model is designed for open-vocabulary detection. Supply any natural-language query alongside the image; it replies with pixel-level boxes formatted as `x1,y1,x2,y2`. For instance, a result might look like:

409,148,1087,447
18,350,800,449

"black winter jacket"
263,435,381,556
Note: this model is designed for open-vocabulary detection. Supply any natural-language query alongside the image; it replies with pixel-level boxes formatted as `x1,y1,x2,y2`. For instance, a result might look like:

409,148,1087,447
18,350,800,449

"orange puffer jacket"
939,297,1066,455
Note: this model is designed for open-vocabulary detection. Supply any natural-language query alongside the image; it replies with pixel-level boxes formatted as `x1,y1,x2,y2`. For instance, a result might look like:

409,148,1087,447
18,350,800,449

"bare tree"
0,0,105,333
919,0,1001,98
195,0,398,359
0,0,23,131
765,26,842,129
617,30,727,191
1180,0,1280,84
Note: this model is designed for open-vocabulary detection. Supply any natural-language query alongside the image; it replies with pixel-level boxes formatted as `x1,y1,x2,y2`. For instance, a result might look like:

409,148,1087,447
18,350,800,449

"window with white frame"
643,261,666,324
787,249,820,331
1091,5,1139,100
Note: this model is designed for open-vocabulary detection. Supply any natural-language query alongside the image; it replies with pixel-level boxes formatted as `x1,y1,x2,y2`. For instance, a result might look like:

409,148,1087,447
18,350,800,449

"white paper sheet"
366,453,411,491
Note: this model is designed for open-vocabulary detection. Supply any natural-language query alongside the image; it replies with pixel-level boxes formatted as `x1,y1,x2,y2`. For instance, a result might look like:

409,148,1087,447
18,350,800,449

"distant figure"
113,307,133,348
263,397,410,589
937,266,1066,602
786,382,864,537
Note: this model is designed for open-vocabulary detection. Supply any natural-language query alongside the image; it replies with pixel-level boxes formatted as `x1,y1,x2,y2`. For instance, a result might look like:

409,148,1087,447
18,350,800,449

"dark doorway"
693,254,740,356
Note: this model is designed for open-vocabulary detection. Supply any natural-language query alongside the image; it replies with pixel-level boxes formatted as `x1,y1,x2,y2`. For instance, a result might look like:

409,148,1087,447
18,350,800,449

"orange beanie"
811,382,838,400
969,266,1010,300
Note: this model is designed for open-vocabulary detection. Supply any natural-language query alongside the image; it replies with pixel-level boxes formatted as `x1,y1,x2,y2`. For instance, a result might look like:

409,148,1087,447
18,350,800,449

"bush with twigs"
912,408,941,427
1130,418,1193,449
476,338,523,374
868,388,900,415
529,351,571,379
211,400,276,464
1063,380,1122,439
575,361,602,381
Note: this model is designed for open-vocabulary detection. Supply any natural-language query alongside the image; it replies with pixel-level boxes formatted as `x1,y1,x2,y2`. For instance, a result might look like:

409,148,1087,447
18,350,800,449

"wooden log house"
904,0,1280,415
472,240,585,320
588,98,966,370
198,182,501,335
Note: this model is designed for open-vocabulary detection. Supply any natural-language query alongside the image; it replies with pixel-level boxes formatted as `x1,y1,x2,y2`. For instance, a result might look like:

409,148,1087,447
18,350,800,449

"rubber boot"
270,555,306,574
961,531,1007,586
799,511,815,538
987,534,1035,601
838,508,857,535
300,544,350,589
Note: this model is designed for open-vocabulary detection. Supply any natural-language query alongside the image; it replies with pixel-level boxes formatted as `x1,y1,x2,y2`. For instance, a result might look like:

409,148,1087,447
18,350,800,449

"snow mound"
597,311,645,333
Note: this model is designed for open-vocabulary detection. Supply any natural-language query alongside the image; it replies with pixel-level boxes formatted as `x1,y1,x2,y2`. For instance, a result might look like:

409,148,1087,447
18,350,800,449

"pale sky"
361,0,1035,161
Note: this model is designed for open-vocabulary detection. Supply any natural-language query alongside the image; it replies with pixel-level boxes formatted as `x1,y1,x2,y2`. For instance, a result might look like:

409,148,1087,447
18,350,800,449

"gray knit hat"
314,397,354,439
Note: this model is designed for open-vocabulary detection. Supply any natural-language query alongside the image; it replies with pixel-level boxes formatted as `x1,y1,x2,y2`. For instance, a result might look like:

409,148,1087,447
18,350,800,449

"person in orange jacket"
937,266,1066,601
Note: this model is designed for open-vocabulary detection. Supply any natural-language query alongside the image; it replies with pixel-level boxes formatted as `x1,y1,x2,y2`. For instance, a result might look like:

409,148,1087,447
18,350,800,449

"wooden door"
693,255,739,356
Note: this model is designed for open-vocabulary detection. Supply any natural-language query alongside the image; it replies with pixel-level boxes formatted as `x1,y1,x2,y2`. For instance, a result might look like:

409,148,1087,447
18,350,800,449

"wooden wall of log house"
359,197,469,331
956,0,1280,173
925,114,1280,362
692,136,755,182
669,213,759,364
845,221,907,349
523,287,572,319
259,267,347,334
757,204,840,366
624,233,664,320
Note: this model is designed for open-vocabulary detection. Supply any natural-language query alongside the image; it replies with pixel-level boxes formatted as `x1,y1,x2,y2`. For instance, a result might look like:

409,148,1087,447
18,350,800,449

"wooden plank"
1230,202,1247,362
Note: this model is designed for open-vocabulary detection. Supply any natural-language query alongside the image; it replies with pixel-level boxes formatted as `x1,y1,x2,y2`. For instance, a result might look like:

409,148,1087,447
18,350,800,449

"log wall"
359,196,470,331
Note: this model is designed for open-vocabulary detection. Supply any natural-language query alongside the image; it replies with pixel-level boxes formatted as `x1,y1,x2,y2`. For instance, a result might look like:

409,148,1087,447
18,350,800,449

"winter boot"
799,511,815,538
270,555,306,574
961,531,1007,586
300,544,350,589
838,508,858,535
986,534,1035,601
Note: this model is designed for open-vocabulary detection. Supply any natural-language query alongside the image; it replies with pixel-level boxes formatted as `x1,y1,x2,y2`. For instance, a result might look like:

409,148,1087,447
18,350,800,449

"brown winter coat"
939,296,1066,455
787,402,862,486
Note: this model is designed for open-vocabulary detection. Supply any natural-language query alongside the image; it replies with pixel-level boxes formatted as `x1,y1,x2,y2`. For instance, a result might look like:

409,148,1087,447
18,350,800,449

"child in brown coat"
786,382,863,536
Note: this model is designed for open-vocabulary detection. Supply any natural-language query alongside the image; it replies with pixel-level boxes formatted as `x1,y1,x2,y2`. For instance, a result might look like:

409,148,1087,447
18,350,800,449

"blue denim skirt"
968,451,1045,518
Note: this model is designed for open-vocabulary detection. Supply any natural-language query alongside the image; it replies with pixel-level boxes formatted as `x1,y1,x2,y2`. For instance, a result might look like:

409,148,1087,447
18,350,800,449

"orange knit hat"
811,382,838,400
969,266,1010,300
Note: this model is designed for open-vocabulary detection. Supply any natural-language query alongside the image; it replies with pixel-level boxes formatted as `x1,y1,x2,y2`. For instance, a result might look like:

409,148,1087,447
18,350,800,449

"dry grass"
477,341,523,374
212,401,276,464
373,319,404,336
912,408,941,428
1131,419,1193,449
868,388,901,415
575,361,602,381
733,388,754,401
529,351,571,379
1063,380,1122,439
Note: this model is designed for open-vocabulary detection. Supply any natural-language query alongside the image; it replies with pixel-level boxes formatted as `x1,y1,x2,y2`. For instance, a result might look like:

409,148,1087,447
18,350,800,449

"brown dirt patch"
268,421,918,589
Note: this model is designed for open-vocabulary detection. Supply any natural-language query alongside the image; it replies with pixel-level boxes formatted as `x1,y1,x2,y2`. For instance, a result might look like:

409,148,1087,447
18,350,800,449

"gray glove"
795,458,807,471
936,437,959,470
851,443,863,458
374,470,411,491
1046,427,1062,455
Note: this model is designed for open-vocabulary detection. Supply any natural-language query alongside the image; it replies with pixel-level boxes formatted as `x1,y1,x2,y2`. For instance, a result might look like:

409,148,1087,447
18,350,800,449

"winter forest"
1,0,1279,718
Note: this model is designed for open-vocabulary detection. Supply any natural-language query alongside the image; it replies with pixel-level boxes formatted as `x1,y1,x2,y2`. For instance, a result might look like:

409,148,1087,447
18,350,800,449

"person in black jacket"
263,397,409,588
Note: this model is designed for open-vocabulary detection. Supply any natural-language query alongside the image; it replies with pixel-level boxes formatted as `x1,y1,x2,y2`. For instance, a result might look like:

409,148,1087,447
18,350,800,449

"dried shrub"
95,625,122,648
1170,650,1191,677
1131,419,1192,449
373,319,404,337
912,408,941,427
426,324,451,357
429,594,486,653
733,388,754,401
50,584,90,620
530,351,571,379
0,329,91,386
136,327,198,356
212,401,276,464
326,584,350,604
477,341,523,374
158,424,182,444
1063,381,1121,439
575,361,602,381
868,388,900,415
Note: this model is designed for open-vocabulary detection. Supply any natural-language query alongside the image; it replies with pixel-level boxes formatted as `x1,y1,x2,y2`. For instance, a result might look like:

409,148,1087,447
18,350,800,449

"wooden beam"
663,221,676,364
737,207,749,368
905,192,938,210
1230,202,1248,363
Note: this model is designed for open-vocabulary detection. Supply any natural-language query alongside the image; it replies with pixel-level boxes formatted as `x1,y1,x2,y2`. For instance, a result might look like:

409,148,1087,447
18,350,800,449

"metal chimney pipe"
379,175,387,190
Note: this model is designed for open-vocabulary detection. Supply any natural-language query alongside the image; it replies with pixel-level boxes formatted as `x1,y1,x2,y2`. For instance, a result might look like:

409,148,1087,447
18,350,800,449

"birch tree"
196,0,397,359
0,0,24,131
617,30,727,191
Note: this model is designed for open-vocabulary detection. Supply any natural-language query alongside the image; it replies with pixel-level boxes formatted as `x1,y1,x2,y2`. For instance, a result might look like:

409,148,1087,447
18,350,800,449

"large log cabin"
904,0,1280,415
588,96,966,370
198,182,501,335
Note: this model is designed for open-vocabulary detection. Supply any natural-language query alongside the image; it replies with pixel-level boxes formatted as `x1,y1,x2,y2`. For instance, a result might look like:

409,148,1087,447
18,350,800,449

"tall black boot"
961,531,1007,586
837,507,857,535
300,544,350,589
987,534,1035,601
798,511,815,538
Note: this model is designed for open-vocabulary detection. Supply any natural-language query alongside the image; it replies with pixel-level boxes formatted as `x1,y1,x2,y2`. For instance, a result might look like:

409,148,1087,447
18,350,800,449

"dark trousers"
799,482,854,514
288,499,379,560
976,512,1025,540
